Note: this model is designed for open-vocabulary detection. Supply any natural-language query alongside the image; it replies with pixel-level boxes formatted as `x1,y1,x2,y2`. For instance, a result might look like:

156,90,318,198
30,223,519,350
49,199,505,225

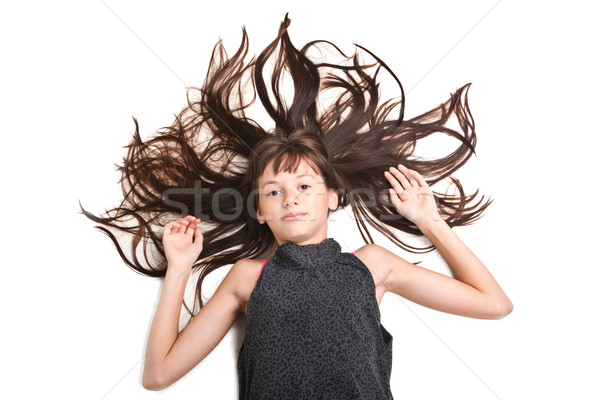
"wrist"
417,216,448,237
165,260,193,278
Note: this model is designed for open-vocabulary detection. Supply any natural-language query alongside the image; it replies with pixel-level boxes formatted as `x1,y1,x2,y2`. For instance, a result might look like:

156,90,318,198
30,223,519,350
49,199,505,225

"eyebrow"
261,174,316,188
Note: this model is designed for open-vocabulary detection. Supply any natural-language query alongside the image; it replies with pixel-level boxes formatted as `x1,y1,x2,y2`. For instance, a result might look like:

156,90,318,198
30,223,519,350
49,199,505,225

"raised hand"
162,215,204,271
384,164,441,227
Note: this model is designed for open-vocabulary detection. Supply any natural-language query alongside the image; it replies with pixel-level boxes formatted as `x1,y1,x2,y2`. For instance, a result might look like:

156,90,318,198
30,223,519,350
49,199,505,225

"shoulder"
352,243,411,289
228,258,265,286
227,258,266,311
231,257,266,270
353,243,382,259
354,242,408,264
353,243,394,266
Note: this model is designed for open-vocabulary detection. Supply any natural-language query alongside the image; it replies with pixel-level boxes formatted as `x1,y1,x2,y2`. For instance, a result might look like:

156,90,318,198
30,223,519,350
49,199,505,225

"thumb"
193,227,204,245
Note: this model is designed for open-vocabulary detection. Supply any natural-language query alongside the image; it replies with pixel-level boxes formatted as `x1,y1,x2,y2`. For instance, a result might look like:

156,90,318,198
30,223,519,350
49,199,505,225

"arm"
377,164,513,319
141,216,244,390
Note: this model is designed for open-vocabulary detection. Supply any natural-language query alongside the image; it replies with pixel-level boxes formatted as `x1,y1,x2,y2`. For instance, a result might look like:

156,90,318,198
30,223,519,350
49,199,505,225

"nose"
284,191,300,207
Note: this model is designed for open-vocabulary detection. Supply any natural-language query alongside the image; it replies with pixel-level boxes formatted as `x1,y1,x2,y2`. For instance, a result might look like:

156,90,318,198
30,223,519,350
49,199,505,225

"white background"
1,1,599,399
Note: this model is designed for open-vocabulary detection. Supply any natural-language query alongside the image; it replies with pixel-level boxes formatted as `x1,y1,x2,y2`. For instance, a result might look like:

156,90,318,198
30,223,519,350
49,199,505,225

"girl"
82,13,512,399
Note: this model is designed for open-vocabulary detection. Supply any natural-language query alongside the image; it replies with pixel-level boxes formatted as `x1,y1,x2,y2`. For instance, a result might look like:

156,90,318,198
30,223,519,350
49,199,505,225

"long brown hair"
81,13,491,317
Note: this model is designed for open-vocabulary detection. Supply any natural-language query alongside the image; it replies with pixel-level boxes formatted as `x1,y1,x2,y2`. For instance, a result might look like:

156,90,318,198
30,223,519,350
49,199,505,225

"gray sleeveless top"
237,238,394,399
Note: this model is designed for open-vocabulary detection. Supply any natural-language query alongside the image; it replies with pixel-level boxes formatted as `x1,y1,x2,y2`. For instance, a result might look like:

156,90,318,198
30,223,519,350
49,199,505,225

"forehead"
258,157,321,183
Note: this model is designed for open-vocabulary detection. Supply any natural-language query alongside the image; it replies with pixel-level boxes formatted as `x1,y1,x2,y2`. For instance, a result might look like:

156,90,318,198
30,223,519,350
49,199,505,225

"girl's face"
256,157,338,246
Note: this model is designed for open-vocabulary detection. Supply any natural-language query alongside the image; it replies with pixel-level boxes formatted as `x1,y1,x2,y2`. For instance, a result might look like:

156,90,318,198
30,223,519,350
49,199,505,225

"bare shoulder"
353,243,393,274
352,243,397,303
353,243,413,294
228,258,265,316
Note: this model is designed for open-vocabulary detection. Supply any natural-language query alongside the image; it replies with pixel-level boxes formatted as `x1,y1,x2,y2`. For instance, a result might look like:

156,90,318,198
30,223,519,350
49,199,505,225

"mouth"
282,212,307,221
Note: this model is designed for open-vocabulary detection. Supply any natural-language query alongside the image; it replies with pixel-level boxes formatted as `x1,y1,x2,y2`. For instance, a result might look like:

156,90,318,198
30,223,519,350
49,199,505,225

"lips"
282,212,307,221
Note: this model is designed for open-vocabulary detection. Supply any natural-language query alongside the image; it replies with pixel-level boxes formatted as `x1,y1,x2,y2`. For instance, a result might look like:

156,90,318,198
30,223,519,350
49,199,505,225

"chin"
273,228,310,243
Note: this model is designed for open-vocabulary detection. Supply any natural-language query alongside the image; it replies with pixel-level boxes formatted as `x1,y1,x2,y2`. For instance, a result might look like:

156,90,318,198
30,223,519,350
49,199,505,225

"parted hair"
81,13,491,317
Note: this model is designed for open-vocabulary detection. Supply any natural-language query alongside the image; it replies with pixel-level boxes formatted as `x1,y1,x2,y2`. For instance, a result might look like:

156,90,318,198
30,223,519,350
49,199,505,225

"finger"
171,221,182,234
388,188,404,212
384,171,405,195
193,226,204,245
189,216,201,225
178,218,193,235
174,219,189,234
398,164,419,187
389,166,411,189
185,218,199,235
408,168,429,188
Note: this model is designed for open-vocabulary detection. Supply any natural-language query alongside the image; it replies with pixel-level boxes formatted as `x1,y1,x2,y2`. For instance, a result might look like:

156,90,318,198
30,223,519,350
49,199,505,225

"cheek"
258,197,281,215
310,191,330,212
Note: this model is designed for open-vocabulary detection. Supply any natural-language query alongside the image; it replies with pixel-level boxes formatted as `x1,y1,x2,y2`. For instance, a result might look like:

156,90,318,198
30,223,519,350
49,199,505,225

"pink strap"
258,260,268,277
351,251,356,256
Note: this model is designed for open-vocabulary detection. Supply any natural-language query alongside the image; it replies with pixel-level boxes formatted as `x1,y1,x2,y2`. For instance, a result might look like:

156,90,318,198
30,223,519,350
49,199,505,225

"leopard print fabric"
237,238,394,399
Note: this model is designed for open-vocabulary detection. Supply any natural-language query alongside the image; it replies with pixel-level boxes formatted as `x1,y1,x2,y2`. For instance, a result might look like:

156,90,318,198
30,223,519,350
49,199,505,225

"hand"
162,215,204,271
384,164,441,227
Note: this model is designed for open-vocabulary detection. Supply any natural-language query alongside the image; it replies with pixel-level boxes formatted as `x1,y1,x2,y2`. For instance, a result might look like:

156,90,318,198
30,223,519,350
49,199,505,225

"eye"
266,190,280,197
299,184,311,190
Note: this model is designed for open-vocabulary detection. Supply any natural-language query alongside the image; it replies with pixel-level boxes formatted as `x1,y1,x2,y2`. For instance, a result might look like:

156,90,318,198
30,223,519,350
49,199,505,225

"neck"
274,231,328,247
